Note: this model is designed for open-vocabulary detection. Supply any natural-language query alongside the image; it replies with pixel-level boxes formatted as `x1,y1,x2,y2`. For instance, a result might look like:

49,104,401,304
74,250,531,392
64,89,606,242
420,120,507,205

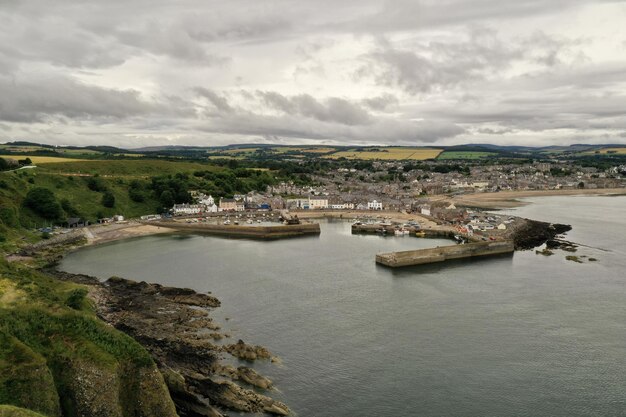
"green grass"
40,159,221,177
0,405,49,417
437,151,497,160
0,259,158,415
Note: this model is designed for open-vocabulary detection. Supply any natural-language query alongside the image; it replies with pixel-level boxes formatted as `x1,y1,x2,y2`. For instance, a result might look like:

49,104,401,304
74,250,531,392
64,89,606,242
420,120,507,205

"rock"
46,270,288,417
237,366,273,390
512,220,572,250
223,340,272,361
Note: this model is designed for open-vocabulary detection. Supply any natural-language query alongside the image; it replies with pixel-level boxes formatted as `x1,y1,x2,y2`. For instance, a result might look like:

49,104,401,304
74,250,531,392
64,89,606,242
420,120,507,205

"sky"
1,0,625,148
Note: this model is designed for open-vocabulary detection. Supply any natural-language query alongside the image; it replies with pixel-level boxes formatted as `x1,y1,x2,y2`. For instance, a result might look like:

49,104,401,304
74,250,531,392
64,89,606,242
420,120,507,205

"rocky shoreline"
508,218,572,250
45,268,290,417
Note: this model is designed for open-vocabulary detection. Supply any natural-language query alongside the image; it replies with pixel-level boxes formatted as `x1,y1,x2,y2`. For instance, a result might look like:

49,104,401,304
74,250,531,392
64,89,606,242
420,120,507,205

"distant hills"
1,141,625,162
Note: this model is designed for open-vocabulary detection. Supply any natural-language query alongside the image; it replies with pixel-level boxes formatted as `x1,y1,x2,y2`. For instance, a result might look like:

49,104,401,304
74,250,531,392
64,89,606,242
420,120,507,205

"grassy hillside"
39,159,221,177
0,259,177,417
0,159,280,253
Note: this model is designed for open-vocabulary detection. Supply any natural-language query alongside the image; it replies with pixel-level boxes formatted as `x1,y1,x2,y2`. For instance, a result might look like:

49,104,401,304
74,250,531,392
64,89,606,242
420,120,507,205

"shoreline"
448,187,626,209
37,188,624,252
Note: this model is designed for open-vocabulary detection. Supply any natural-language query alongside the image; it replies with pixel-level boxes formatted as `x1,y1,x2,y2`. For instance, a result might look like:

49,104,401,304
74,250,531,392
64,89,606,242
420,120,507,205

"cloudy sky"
1,0,625,148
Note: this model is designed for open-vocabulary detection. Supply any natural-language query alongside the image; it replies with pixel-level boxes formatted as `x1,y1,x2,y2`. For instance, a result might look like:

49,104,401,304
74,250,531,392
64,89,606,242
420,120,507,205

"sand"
449,187,626,209
84,223,176,246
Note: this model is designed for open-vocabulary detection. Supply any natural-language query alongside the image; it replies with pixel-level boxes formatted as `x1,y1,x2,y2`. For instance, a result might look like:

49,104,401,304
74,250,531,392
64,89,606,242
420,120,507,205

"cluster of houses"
169,192,389,216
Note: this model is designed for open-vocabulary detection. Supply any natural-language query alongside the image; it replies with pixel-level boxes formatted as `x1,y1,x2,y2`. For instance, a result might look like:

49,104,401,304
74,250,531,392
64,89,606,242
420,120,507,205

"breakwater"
376,240,515,267
145,221,321,239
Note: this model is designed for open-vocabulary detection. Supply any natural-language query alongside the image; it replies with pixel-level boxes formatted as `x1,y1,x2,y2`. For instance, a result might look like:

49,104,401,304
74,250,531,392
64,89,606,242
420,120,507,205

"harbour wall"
144,221,321,239
376,240,515,268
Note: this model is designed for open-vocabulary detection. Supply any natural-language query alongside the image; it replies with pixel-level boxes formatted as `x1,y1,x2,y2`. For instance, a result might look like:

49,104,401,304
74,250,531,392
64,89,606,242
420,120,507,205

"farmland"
4,156,90,164
584,147,626,155
437,151,497,160
325,147,442,160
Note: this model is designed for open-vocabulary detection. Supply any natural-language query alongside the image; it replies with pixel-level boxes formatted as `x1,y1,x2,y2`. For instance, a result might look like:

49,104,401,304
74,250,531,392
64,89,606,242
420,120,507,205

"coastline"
82,222,176,246
448,187,626,209
23,187,622,254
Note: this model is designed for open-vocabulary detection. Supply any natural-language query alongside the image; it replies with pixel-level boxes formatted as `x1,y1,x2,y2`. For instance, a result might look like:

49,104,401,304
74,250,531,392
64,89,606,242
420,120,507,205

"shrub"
65,288,88,310
23,188,63,221
0,207,19,228
101,192,115,208
85,177,107,192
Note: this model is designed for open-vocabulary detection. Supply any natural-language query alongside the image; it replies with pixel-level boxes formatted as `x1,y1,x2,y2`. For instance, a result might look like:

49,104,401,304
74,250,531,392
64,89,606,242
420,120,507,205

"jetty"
144,221,320,239
376,240,514,268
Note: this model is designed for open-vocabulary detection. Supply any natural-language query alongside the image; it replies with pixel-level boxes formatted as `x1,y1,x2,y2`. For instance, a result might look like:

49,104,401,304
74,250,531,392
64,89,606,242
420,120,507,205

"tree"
101,191,115,208
159,190,174,209
23,187,63,220
86,176,107,192
128,188,145,202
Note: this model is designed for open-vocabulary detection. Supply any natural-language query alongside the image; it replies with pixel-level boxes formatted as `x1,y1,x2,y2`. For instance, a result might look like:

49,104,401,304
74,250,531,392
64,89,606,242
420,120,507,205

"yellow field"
221,148,259,154
270,146,335,154
591,147,626,154
8,155,90,164
300,147,336,154
325,147,443,160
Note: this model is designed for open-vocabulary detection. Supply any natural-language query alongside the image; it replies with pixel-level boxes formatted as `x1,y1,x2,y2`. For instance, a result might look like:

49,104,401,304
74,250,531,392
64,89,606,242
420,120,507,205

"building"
309,196,329,210
219,198,237,212
368,200,383,210
198,194,215,206
173,204,203,215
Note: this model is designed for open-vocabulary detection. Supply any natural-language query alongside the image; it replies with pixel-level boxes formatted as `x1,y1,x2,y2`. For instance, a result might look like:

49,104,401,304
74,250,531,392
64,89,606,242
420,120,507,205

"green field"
39,159,220,177
437,151,497,160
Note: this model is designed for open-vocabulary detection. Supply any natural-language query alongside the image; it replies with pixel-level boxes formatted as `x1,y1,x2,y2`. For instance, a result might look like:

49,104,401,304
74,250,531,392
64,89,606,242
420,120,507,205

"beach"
448,187,626,209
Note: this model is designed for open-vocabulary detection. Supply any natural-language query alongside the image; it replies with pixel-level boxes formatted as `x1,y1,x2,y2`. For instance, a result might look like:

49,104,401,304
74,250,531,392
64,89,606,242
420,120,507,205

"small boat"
395,229,409,236
223,220,231,225
246,219,253,224
257,219,262,223
415,231,426,237
234,220,239,225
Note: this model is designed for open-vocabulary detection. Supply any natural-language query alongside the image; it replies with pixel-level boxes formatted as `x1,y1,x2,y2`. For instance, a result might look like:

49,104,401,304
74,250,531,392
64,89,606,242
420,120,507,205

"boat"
223,220,231,225
246,219,253,224
394,229,409,236
234,220,239,225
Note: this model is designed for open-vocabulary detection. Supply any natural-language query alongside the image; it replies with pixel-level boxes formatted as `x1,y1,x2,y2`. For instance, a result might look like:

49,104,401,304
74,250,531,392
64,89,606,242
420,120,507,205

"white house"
309,196,329,210
173,204,203,215
497,223,507,230
420,205,431,216
198,194,215,206
368,200,383,210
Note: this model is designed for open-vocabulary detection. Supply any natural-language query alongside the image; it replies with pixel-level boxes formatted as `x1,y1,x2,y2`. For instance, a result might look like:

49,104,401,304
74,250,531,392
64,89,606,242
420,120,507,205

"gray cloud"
0,0,625,147
258,92,372,125
0,75,159,123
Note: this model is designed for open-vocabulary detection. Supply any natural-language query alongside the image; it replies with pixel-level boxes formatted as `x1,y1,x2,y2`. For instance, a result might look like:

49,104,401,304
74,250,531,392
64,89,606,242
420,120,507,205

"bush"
128,188,145,203
65,288,88,310
101,192,115,208
86,177,107,192
23,188,63,221
0,207,19,228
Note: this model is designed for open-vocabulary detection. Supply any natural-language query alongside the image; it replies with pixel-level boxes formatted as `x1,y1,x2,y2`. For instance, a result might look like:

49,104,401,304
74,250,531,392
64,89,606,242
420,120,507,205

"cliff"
0,260,177,417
